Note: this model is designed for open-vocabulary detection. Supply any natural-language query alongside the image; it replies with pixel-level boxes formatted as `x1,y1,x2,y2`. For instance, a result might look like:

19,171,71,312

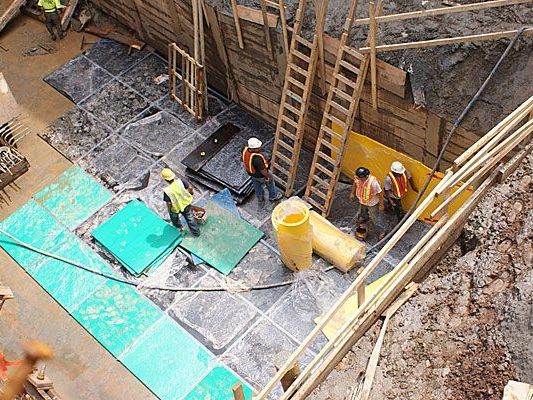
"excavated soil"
309,153,533,400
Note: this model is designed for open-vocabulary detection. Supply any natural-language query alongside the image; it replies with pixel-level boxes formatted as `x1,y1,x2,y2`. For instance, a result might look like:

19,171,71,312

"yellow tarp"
332,125,473,223
315,272,391,341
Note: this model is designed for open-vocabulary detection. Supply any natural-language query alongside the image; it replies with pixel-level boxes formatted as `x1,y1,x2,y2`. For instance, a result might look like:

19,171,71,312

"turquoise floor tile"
120,316,214,400
0,200,68,270
92,199,182,276
184,366,253,400
26,233,114,312
34,166,113,229
72,280,162,357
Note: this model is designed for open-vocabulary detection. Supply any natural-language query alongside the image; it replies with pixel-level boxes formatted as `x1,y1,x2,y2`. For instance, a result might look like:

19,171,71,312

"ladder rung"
265,0,280,8
322,126,344,141
320,139,341,154
292,49,311,63
277,139,293,152
314,163,335,177
306,196,326,212
287,90,303,103
276,151,292,165
335,74,357,89
339,60,361,74
311,174,330,189
329,101,350,115
309,186,328,200
289,63,309,78
287,77,305,90
279,124,297,139
284,102,302,116
317,151,337,166
324,112,346,128
332,88,353,103
342,45,366,61
294,35,313,48
273,163,290,176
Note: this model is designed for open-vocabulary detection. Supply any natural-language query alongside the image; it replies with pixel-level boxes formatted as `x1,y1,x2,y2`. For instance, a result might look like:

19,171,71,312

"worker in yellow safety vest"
242,137,282,203
37,0,66,41
350,167,385,240
384,161,418,222
161,168,200,236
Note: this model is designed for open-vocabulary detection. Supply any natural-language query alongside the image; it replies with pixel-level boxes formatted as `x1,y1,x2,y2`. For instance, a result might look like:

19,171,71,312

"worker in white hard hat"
161,168,200,236
242,137,282,203
383,161,418,222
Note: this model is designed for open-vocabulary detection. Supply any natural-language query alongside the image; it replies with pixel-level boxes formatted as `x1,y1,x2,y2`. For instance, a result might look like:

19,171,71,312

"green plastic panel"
0,200,68,270
91,199,183,276
34,166,113,229
184,366,253,400
120,316,214,400
180,201,263,275
26,234,114,312
72,280,162,357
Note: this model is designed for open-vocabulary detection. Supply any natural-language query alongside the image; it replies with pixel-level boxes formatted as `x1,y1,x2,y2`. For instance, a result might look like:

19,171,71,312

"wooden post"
230,0,244,49
259,0,274,57
368,1,378,110
278,0,289,56
232,383,245,400
280,362,301,391
0,341,53,400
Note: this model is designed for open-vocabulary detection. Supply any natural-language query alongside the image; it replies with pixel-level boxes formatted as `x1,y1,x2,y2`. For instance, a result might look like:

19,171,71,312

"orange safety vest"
388,172,408,199
354,175,378,205
242,147,269,174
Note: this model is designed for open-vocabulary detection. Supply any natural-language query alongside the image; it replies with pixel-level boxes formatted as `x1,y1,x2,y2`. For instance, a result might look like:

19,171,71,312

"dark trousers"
385,197,404,223
357,203,385,233
44,11,63,39
169,205,200,236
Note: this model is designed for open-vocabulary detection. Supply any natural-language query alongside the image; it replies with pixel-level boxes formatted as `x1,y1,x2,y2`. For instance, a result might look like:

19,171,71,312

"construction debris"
83,25,145,51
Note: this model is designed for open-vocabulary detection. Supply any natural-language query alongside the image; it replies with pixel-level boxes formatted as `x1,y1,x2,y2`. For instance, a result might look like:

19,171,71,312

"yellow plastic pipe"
309,211,366,272
272,199,313,271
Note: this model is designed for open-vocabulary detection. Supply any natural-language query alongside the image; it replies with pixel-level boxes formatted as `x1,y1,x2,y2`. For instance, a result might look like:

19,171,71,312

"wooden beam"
354,0,532,25
236,4,278,27
232,383,245,400
60,0,79,30
259,0,274,57
0,0,25,33
230,0,244,49
278,0,289,56
359,28,533,53
368,1,378,110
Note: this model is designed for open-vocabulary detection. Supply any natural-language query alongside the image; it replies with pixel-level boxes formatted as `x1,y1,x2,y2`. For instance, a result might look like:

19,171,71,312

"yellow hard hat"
161,168,175,181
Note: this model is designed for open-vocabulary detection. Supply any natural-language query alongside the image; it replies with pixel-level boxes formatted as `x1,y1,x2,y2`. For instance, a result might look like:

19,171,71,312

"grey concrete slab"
162,132,205,177
221,317,313,394
119,111,195,157
77,134,155,192
44,55,114,103
42,107,113,162
168,273,259,354
84,42,150,76
79,80,150,130
118,53,169,102
227,242,293,313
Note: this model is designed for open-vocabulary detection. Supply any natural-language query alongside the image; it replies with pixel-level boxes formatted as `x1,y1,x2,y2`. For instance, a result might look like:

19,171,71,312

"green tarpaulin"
92,199,182,276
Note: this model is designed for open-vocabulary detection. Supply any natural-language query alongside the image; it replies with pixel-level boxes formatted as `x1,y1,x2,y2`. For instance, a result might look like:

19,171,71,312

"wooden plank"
230,0,244,48
60,0,79,30
236,4,278,27
368,1,378,110
359,29,533,53
354,0,532,25
0,0,25,33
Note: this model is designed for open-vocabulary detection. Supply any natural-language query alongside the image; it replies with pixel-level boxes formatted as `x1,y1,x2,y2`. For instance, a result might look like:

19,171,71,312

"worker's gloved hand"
350,194,355,201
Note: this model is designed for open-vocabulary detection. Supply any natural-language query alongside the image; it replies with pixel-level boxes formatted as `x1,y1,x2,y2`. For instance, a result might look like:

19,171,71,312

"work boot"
269,193,283,202
51,33,58,41
59,32,66,40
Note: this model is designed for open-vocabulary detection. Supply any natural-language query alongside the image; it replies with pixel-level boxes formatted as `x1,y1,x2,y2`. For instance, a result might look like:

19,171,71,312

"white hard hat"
391,161,405,174
248,137,262,149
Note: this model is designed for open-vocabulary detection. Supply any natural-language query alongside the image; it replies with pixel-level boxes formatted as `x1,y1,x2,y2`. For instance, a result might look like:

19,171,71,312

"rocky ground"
309,153,533,400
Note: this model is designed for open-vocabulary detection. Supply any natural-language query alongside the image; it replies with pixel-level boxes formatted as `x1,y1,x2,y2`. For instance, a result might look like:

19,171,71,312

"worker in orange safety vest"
242,137,282,203
350,166,385,240
384,161,418,222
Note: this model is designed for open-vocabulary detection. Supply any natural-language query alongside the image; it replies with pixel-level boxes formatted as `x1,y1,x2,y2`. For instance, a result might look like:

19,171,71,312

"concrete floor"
0,16,155,399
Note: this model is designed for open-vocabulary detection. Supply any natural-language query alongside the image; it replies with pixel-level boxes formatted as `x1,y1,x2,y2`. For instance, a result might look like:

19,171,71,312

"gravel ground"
309,152,533,400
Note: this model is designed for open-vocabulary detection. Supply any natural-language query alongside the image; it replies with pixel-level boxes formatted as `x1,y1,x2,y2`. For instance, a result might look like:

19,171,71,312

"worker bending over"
350,167,385,240
161,168,200,237
38,0,66,41
384,161,418,222
242,137,282,203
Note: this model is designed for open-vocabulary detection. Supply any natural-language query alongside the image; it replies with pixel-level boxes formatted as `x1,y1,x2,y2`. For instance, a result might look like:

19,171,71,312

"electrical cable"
365,26,533,256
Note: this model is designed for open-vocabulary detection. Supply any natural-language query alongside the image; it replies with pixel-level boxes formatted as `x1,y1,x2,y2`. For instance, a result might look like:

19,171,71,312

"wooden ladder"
270,0,325,196
304,31,370,215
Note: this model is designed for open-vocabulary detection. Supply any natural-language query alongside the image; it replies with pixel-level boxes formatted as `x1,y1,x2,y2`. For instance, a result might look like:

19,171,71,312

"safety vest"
163,180,193,213
388,172,408,199
242,147,269,175
354,175,378,206
39,0,60,13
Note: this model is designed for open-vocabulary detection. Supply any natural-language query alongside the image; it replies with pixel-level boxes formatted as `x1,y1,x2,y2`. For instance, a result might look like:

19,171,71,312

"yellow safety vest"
163,180,193,213
38,0,61,13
